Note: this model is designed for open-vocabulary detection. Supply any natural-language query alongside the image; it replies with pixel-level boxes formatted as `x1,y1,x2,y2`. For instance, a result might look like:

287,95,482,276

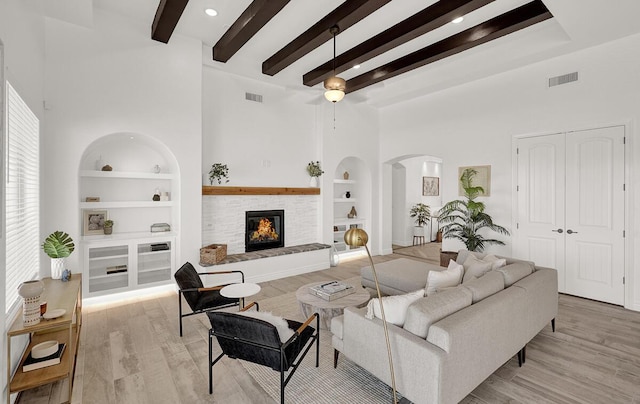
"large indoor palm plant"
438,168,509,252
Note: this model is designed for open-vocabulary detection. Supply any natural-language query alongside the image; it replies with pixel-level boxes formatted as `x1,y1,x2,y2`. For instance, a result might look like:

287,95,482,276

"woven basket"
199,244,227,265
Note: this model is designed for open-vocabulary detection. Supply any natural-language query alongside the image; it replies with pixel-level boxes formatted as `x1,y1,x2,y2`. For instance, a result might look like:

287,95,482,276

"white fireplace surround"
202,195,320,255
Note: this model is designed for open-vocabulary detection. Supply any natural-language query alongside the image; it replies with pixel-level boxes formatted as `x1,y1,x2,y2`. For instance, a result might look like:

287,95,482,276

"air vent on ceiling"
548,72,578,87
245,92,263,103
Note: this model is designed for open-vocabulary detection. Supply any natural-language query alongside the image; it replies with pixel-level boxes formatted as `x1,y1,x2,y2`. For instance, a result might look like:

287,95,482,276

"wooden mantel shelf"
202,186,320,196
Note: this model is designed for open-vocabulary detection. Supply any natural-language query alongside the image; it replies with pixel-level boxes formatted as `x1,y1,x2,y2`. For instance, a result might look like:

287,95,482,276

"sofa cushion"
426,260,463,296
403,287,472,338
496,262,533,287
462,271,505,303
456,249,484,265
361,258,441,295
461,255,493,283
482,254,507,270
365,289,424,326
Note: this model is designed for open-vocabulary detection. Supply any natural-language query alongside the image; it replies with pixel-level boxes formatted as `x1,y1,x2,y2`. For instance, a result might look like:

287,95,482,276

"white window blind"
5,81,40,313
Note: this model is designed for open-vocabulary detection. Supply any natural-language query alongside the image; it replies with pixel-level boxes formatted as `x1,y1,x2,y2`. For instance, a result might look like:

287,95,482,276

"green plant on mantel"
42,231,75,258
306,161,324,177
104,220,114,228
438,168,509,252
209,163,229,185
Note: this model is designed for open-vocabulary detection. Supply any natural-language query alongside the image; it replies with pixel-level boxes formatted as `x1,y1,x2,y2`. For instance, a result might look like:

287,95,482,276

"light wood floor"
17,248,640,404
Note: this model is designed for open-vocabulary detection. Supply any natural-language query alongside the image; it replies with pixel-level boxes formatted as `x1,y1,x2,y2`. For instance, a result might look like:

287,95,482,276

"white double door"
515,126,625,305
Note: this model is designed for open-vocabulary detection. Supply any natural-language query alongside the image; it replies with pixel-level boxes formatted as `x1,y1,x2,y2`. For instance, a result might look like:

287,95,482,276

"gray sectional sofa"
331,250,558,404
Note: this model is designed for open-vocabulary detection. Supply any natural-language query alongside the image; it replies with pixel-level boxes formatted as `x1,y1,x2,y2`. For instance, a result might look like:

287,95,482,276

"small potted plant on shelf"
307,161,324,187
209,163,230,185
103,220,114,235
409,203,431,237
42,231,75,280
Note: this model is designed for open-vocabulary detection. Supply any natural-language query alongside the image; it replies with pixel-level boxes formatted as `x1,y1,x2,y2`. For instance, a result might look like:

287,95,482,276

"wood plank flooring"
16,247,640,404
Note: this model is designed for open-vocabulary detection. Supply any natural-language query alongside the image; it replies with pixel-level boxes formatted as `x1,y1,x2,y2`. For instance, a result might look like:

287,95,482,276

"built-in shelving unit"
332,159,370,256
79,133,180,298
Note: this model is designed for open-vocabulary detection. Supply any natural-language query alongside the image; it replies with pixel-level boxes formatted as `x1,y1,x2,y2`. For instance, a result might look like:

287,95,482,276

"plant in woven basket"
209,163,229,185
42,231,75,258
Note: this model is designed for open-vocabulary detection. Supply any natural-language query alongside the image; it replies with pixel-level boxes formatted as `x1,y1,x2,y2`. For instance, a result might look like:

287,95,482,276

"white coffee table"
296,281,370,330
221,283,261,308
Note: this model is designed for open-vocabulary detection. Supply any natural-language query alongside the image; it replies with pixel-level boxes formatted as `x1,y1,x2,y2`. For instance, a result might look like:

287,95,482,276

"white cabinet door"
515,133,566,290
564,127,625,305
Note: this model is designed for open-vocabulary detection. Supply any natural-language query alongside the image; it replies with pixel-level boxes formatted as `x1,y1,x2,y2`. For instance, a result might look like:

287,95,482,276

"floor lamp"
344,228,398,404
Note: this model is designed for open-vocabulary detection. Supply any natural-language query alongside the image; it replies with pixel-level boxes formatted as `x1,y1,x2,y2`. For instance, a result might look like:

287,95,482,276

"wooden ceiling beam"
213,0,291,63
262,0,392,76
151,0,190,43
346,0,552,93
303,0,495,87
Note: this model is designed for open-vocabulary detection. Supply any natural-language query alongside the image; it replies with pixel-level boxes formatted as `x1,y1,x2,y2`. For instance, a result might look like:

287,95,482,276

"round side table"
295,281,370,330
221,283,261,308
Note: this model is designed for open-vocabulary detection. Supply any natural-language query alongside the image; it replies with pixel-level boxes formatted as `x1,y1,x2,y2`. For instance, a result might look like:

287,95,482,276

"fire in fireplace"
245,210,285,252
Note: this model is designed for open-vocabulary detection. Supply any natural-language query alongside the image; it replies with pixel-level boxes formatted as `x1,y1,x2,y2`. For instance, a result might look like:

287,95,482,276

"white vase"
51,258,65,280
18,280,44,326
330,248,340,267
309,177,319,187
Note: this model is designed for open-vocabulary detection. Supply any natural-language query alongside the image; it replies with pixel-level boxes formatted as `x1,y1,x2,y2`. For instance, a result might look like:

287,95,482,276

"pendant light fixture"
324,25,346,103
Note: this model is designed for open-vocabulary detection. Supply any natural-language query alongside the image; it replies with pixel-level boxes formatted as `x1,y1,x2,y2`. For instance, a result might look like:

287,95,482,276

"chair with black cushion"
174,261,244,336
207,302,319,404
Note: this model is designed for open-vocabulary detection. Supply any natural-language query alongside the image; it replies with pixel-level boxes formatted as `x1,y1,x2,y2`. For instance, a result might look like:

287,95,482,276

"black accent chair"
207,302,319,404
174,261,244,336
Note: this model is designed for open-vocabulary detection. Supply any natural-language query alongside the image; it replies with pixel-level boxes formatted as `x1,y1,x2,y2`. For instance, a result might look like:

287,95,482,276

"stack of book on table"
23,343,66,372
309,281,355,301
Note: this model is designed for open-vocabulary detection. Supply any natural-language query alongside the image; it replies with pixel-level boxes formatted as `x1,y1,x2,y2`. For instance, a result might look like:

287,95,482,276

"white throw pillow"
425,260,463,296
482,254,507,270
365,289,425,326
462,255,493,283
237,311,295,342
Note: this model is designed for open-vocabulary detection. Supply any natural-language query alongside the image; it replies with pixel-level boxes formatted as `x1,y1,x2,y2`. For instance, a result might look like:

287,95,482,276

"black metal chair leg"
333,349,339,368
523,345,526,363
551,318,556,332
517,350,523,367
280,352,285,404
209,333,213,394
178,292,183,337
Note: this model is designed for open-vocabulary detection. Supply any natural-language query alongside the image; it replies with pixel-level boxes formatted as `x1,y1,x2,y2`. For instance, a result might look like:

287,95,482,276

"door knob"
566,229,578,234
552,228,563,233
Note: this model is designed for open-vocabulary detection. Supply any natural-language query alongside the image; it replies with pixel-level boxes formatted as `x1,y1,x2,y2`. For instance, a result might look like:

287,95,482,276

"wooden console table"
6,275,82,404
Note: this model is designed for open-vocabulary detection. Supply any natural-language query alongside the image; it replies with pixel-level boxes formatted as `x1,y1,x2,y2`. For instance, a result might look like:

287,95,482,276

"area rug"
240,277,402,403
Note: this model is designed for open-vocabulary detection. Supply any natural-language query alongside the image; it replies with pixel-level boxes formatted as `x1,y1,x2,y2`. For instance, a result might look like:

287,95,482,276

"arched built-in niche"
78,133,180,297
332,156,371,256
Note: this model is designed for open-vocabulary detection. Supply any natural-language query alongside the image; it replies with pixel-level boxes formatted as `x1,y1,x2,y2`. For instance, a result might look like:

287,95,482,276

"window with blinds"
5,81,40,313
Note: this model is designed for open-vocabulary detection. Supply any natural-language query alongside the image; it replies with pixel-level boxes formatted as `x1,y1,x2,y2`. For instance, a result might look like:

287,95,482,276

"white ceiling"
53,0,640,107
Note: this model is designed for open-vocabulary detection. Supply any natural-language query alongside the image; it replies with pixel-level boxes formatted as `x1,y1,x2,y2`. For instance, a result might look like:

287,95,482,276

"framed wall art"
83,209,108,235
458,165,491,196
422,176,439,196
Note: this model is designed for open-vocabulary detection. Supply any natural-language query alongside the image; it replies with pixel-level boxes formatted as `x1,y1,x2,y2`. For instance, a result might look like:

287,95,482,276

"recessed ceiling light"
205,8,218,17
353,64,361,69
452,16,464,24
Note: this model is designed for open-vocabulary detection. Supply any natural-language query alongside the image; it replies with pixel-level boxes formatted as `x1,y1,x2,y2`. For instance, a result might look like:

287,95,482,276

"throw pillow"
365,289,425,327
461,255,493,283
237,311,294,343
496,262,534,287
425,260,463,296
482,254,507,270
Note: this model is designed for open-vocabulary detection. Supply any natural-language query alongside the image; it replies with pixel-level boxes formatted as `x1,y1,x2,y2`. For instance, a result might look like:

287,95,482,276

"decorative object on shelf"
61,269,71,282
42,230,75,279
103,220,114,235
458,165,491,196
101,164,112,171
345,191,351,199
199,243,228,265
31,340,59,359
343,171,349,180
154,164,161,174
150,222,171,232
422,176,440,196
83,209,108,236
40,301,47,316
85,196,100,202
439,168,509,254
153,188,161,201
160,191,170,201
95,155,104,171
343,228,398,404
307,161,324,187
22,342,66,372
324,25,346,103
209,163,230,185
18,279,44,326
409,203,431,238
347,206,357,219
330,247,340,267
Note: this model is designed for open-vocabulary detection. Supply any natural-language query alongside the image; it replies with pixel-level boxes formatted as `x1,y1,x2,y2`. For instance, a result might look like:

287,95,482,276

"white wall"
391,163,406,245
401,156,442,243
379,33,640,310
43,10,203,273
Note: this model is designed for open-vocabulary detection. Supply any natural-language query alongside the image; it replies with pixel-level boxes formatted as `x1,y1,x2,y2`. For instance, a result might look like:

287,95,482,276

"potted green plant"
42,231,75,279
209,163,229,185
409,203,431,237
306,161,324,187
103,220,114,235
438,168,510,264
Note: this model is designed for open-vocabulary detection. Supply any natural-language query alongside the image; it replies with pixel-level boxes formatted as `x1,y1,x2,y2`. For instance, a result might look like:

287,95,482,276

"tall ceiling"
53,0,640,107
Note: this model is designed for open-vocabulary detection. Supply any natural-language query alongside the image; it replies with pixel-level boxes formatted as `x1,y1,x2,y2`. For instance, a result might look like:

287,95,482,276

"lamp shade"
324,89,345,103
324,76,346,103
344,228,368,247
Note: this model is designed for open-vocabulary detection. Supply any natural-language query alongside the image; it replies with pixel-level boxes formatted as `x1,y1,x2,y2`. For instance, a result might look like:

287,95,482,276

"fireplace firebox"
245,210,285,252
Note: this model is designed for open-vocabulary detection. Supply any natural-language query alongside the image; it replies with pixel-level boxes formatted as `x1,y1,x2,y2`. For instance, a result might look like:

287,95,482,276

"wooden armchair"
207,302,319,404
174,261,244,336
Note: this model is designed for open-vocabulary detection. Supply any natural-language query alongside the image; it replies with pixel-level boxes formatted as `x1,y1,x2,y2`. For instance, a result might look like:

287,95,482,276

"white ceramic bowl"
32,340,59,359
